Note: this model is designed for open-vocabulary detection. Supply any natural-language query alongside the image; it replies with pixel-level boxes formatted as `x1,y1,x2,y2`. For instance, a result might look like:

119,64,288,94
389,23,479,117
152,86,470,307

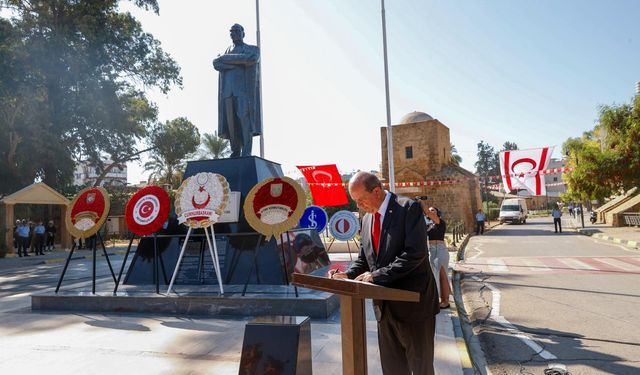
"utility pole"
256,0,265,158
381,0,395,192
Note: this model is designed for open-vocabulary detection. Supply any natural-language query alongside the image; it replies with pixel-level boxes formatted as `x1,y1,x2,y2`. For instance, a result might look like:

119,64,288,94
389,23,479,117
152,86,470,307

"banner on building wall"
499,147,554,196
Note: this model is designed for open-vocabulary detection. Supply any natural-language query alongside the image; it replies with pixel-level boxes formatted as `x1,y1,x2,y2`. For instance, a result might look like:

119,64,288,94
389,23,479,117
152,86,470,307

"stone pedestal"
239,316,312,375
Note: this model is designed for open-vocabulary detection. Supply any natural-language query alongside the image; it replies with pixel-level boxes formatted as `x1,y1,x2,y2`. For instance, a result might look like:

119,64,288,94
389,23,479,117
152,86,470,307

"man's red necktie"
372,212,381,255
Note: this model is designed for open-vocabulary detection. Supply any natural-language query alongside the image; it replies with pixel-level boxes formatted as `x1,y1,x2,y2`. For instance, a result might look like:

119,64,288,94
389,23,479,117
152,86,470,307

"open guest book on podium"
291,273,419,301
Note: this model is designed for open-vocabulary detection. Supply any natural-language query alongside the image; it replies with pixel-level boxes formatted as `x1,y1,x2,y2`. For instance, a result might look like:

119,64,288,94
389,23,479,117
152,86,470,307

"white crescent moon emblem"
311,170,333,182
140,203,152,215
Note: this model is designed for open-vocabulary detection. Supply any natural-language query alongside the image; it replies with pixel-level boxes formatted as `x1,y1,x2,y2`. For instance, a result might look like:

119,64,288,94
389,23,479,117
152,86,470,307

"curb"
452,234,492,375
564,219,639,250
579,230,639,250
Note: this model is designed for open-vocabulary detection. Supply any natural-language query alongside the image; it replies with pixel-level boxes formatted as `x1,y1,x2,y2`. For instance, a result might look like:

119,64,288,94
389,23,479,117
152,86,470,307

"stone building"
380,111,482,231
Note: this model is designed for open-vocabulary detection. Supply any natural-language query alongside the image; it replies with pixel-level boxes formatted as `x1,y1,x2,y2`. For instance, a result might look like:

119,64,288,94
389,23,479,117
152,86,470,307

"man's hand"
354,272,374,283
327,269,348,279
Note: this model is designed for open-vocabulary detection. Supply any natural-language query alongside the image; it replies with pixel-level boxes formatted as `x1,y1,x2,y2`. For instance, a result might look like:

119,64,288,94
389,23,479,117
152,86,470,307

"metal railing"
451,221,466,247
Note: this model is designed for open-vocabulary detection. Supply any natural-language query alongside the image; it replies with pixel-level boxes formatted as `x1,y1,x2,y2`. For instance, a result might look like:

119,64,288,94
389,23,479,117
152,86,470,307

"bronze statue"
213,24,262,158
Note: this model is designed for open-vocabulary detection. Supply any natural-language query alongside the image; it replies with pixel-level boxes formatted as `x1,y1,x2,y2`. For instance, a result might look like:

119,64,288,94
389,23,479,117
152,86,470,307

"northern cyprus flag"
499,147,554,196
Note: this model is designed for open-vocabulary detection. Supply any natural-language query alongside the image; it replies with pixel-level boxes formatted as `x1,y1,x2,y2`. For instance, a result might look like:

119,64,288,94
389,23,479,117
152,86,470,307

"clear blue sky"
121,0,640,184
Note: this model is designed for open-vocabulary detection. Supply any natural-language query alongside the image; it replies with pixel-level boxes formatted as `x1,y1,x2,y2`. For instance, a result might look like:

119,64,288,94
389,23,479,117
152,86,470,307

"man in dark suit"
329,171,439,375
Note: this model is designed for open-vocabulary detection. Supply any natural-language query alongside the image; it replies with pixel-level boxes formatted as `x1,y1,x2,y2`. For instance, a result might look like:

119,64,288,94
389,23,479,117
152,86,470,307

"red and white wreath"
125,186,170,236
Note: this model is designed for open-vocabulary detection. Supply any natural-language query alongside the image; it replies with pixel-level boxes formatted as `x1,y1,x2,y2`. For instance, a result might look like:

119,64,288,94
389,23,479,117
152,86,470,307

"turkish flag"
297,164,348,206
499,147,554,196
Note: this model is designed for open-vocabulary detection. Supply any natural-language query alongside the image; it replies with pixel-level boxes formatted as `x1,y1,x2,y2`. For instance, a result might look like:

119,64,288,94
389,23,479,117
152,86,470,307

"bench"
623,213,640,226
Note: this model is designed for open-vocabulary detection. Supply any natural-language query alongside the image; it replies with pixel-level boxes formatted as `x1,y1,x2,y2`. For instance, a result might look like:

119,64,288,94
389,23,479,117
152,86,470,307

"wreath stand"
113,232,169,295
166,225,224,295
325,236,359,260
55,231,117,294
241,233,299,298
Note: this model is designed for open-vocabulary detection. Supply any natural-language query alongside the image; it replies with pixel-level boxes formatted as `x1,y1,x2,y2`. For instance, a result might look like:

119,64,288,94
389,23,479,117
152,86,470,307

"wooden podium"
291,273,419,375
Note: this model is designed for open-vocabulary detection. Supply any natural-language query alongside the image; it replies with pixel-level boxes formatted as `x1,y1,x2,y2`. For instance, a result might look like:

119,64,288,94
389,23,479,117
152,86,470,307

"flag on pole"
499,147,554,196
296,164,348,206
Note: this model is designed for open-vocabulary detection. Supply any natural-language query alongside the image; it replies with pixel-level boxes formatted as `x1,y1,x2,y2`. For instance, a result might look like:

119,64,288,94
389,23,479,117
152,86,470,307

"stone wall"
418,178,482,232
379,118,482,231
380,120,451,180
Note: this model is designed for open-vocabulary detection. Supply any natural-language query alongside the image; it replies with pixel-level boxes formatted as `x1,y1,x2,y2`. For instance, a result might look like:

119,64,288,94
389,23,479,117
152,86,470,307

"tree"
475,141,499,205
562,97,640,202
475,141,498,178
450,143,462,166
562,132,615,201
0,0,180,194
144,117,200,189
501,141,519,152
200,132,230,160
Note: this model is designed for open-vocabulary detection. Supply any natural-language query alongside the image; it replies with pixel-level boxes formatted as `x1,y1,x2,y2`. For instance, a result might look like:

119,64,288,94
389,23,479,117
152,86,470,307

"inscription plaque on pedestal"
175,237,228,285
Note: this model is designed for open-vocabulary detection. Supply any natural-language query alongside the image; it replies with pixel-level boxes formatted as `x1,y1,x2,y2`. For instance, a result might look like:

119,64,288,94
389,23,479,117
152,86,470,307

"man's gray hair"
350,171,382,192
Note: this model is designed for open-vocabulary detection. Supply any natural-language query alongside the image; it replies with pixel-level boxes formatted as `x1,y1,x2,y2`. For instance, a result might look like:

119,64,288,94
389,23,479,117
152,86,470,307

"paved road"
458,217,640,375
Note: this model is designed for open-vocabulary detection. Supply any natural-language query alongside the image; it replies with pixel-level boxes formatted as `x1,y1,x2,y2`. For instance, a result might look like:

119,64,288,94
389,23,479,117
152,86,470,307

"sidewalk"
0,246,472,374
0,245,129,271
564,215,640,250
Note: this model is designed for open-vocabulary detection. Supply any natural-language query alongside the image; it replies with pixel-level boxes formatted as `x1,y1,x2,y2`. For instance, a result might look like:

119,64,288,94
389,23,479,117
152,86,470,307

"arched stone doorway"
1,183,71,254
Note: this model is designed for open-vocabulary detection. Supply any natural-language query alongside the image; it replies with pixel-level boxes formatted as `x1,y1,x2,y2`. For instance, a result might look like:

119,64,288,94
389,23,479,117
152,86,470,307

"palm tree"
144,154,185,189
200,132,230,159
451,143,462,165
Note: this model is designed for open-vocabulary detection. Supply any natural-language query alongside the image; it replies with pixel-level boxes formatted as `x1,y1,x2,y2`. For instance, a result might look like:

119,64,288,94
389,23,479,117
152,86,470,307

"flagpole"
256,0,265,158
381,0,395,192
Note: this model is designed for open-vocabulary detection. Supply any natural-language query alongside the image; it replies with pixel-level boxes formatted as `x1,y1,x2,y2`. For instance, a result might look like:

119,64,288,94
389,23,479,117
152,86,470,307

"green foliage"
0,0,180,194
475,141,498,177
501,141,519,152
563,96,640,201
199,132,230,159
145,117,200,189
475,141,498,203
450,143,462,165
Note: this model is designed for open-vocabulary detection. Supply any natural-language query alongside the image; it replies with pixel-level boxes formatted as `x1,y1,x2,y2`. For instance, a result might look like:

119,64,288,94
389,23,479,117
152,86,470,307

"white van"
499,198,528,224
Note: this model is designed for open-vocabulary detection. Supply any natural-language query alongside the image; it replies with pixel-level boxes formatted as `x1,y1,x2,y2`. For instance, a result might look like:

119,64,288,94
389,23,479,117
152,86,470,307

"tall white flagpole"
381,0,395,192
256,0,265,158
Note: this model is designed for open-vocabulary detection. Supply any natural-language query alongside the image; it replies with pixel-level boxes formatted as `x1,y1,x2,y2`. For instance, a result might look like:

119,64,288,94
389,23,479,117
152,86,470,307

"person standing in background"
552,205,562,233
475,209,486,235
34,220,46,255
424,206,451,309
28,220,36,254
16,220,30,257
46,220,57,251
13,219,20,252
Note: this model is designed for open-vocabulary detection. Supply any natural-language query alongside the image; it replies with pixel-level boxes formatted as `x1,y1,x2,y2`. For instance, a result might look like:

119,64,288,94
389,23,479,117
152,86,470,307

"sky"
119,0,640,184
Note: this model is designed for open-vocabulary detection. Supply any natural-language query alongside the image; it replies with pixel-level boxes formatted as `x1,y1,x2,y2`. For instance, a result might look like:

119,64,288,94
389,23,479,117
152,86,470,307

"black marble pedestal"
239,316,312,375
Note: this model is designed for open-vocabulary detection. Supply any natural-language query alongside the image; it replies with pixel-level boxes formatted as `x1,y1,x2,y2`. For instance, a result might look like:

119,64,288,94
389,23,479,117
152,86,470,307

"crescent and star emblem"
311,170,333,182
192,194,211,209
138,201,154,218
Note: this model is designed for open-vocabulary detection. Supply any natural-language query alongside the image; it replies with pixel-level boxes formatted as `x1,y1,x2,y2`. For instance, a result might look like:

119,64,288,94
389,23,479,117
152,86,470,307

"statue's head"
230,24,245,43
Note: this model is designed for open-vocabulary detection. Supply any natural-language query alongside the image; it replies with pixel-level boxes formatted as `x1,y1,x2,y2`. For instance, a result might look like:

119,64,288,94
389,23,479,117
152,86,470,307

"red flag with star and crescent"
297,164,348,206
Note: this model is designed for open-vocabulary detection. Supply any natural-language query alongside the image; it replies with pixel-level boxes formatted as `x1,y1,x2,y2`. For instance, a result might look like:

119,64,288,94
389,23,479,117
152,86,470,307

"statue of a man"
213,24,262,158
